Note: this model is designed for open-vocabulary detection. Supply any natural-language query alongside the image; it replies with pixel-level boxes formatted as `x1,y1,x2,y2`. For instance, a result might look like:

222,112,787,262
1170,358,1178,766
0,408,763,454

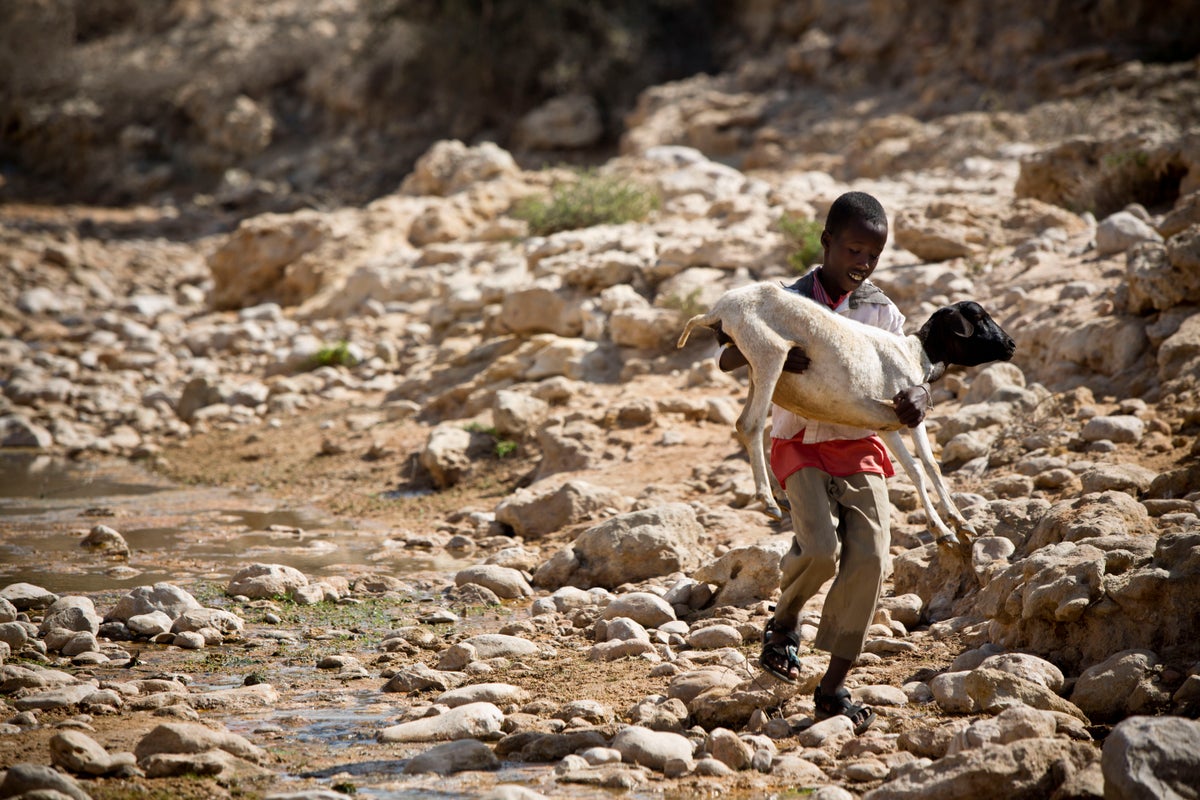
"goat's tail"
676,312,719,349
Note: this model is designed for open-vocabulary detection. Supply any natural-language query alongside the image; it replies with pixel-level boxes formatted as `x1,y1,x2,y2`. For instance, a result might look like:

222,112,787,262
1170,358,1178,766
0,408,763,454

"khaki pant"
773,467,890,661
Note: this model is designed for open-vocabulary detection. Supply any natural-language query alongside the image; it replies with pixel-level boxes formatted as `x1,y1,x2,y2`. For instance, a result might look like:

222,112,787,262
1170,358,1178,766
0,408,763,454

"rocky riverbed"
3,4,1200,798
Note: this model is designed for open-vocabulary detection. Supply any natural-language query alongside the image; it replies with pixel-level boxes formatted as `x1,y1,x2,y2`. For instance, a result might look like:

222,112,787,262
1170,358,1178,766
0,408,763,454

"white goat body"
678,282,980,547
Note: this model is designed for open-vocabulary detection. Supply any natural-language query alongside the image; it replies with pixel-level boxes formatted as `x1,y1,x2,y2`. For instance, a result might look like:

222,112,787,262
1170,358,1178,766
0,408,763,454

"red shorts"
770,430,894,485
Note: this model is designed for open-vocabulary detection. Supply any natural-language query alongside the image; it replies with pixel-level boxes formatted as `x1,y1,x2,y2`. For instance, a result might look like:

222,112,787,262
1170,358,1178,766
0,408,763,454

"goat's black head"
918,301,1016,367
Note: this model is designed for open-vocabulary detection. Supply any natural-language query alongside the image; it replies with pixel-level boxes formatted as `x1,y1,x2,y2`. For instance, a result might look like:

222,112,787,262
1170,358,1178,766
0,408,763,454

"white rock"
437,634,538,670
454,565,533,599
1095,211,1162,255
436,683,530,709
134,721,268,763
0,763,91,800
795,715,854,748
611,726,694,771
930,671,977,714
1081,415,1144,443
226,563,308,599
127,611,175,637
977,652,1065,693
600,592,676,628
1070,649,1159,722
377,702,505,743
686,624,743,650
946,706,1058,754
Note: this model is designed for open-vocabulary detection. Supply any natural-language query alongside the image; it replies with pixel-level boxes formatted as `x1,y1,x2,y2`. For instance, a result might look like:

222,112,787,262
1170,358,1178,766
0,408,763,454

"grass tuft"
512,170,659,236
778,215,824,273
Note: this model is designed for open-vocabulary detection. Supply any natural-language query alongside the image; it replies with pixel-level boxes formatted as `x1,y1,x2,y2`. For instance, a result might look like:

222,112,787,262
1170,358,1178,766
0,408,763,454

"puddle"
0,453,470,593
0,452,171,500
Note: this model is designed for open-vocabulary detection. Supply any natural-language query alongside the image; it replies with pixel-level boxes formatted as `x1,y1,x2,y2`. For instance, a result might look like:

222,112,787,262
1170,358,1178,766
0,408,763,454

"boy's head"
824,191,888,237
818,191,889,297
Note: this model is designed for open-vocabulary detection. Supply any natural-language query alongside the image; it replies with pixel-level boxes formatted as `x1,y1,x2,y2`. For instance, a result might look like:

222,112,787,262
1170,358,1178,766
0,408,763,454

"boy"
719,191,930,735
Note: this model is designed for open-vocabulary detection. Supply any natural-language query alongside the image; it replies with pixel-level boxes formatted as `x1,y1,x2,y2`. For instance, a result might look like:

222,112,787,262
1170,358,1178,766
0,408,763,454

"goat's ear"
920,307,974,341
946,308,975,338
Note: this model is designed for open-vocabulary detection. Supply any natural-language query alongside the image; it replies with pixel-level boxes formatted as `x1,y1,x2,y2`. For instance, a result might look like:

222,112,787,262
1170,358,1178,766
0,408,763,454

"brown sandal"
759,619,802,683
814,685,876,735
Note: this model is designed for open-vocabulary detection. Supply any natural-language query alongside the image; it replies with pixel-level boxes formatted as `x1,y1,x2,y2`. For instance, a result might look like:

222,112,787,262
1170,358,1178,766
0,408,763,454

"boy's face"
819,217,888,297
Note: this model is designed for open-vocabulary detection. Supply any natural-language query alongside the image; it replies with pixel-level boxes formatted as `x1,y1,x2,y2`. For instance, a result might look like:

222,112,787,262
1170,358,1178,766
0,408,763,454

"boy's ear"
819,229,831,250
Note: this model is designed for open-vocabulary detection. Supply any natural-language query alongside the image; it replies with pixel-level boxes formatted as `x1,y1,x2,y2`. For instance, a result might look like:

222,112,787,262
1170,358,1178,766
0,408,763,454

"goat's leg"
880,429,960,548
736,354,787,521
907,423,977,546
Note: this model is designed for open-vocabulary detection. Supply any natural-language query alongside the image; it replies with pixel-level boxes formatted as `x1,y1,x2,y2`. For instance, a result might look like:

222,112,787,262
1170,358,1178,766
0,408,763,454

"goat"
676,281,1016,549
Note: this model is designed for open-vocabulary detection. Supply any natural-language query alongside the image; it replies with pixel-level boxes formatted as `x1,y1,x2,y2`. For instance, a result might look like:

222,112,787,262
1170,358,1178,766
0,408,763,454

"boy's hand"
782,345,810,374
720,344,810,373
893,383,932,428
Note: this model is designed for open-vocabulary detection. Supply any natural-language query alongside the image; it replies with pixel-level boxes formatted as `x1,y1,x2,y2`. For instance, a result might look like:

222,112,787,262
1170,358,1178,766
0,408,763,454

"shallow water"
0,452,467,593
0,453,740,799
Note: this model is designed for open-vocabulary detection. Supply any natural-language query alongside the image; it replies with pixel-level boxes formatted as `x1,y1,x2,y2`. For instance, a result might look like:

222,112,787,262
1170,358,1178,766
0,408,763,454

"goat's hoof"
935,531,961,550
762,503,785,522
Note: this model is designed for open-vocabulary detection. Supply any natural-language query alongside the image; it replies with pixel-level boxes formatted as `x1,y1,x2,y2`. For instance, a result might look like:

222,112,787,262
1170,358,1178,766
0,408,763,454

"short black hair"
825,191,888,236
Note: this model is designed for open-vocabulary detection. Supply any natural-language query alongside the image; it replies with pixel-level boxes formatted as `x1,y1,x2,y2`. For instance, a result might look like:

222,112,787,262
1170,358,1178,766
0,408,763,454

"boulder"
494,479,626,539
862,738,1099,800
533,503,704,590
107,583,201,623
1102,715,1200,800
693,540,789,607
207,211,329,310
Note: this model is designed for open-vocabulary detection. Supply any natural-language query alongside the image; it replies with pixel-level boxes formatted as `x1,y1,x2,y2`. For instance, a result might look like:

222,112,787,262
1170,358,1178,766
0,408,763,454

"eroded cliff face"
2,0,1197,211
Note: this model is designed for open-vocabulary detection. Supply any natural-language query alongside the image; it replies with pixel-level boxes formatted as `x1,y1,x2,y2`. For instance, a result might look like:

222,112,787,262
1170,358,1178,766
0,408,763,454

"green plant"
463,422,518,459
310,341,358,369
1102,149,1151,170
778,215,824,273
512,169,659,235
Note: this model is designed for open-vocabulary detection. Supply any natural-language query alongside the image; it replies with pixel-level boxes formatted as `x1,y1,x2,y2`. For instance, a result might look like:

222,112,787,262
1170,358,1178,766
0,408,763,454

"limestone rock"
533,503,704,590
377,702,505,743
862,738,1098,799
107,583,202,624
403,739,501,774
494,479,626,539
1102,715,1200,800
207,211,329,310
693,540,789,607
0,763,92,800
611,726,694,772
226,563,309,599
134,722,268,764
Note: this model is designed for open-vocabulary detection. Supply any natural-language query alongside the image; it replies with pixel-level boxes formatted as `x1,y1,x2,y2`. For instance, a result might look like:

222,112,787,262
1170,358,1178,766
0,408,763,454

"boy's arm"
718,343,810,373
714,324,810,373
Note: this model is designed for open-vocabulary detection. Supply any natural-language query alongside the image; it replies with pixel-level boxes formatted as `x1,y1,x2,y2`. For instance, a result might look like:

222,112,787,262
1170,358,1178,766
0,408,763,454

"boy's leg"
773,467,840,631
813,472,891,661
